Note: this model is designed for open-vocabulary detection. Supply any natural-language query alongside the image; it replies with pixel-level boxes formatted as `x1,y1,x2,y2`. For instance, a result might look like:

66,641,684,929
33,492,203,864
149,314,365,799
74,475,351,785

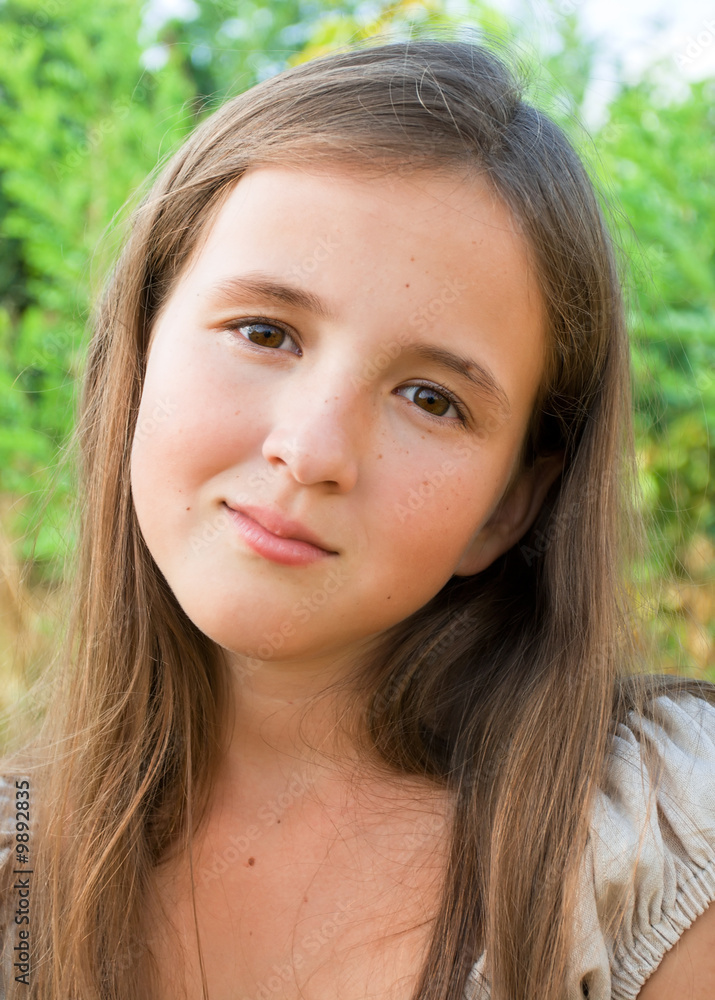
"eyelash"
225,317,469,427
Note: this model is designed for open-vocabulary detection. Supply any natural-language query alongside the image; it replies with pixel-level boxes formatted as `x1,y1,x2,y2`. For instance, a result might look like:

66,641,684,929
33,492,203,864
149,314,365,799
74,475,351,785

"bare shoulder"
637,901,715,999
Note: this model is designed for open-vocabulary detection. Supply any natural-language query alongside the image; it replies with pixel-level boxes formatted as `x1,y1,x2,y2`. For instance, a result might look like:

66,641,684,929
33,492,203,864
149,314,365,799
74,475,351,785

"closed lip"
223,502,337,553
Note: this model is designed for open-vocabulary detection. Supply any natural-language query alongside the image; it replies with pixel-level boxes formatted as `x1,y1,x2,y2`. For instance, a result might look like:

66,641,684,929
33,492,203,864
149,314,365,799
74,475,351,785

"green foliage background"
0,0,713,734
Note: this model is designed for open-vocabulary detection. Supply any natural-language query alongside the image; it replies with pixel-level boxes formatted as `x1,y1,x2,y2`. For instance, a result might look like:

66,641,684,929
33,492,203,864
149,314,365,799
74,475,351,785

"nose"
261,376,361,492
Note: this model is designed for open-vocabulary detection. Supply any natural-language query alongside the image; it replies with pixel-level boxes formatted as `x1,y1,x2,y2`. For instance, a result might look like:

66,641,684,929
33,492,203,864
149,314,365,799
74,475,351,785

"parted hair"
2,34,713,1000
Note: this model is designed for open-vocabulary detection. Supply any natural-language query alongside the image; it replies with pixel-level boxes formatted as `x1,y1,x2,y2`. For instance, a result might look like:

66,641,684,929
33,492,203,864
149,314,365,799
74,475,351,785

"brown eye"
230,320,301,354
395,383,466,424
412,385,451,416
243,322,287,348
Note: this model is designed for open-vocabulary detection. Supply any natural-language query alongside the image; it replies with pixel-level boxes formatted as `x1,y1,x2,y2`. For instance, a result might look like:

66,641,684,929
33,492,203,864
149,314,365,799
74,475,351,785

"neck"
216,640,388,802
194,645,454,860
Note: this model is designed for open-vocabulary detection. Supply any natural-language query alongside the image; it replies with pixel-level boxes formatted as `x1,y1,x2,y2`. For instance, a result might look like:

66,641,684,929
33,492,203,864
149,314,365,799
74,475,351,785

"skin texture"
636,901,715,998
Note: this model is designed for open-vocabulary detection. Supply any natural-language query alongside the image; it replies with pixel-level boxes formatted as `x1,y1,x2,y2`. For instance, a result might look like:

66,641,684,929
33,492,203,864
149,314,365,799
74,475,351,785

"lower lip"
223,504,334,566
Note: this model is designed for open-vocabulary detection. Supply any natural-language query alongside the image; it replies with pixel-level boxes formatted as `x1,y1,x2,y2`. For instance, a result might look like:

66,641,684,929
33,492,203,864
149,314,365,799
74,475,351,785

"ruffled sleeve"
569,691,715,999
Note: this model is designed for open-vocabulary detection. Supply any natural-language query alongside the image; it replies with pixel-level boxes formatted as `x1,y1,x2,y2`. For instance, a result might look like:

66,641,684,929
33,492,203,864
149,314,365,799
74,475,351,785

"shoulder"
571,686,715,1000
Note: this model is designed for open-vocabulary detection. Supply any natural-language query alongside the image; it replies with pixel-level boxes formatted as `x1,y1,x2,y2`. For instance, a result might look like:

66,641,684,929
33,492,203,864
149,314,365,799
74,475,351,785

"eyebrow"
205,272,511,416
207,273,337,322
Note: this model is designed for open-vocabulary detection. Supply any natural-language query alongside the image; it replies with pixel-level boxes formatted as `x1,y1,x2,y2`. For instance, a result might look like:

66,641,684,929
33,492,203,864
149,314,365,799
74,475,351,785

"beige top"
464,691,715,999
1,691,715,998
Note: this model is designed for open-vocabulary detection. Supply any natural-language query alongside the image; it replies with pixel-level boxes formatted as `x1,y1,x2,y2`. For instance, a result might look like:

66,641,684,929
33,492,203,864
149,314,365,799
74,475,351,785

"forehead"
186,160,536,284
159,161,547,427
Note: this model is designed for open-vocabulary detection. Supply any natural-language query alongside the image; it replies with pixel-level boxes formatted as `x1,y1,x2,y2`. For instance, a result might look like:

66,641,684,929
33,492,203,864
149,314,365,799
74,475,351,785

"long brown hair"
2,35,713,1000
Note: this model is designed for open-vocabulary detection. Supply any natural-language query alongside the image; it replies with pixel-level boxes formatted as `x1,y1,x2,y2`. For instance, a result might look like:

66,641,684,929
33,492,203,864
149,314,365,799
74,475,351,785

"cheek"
364,445,499,607
135,330,270,471
129,345,266,559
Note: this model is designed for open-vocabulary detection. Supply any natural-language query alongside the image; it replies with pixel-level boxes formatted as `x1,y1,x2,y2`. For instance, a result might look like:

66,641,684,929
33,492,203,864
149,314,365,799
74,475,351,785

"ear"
453,451,565,577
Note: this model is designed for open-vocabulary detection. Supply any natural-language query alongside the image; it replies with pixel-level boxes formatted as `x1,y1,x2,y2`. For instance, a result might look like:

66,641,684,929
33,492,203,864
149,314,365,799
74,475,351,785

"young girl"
1,36,714,1000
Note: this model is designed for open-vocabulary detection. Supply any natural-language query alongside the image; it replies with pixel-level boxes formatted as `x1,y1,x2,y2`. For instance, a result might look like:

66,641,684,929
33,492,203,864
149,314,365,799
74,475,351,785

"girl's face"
130,163,560,669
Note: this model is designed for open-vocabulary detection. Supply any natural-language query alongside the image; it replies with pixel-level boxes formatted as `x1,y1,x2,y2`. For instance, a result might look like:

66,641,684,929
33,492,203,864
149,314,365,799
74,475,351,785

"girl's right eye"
229,319,301,355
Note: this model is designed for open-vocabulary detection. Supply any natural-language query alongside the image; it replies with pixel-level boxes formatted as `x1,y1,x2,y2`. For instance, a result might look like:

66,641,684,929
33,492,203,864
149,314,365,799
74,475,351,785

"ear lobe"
453,451,565,577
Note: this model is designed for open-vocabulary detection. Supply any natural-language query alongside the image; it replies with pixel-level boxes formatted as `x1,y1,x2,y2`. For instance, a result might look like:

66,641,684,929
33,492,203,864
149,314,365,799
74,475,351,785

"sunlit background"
1,0,713,750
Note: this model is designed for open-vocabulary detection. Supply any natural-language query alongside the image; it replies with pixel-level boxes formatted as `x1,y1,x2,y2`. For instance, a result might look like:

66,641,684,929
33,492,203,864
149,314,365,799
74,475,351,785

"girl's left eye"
396,384,466,424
